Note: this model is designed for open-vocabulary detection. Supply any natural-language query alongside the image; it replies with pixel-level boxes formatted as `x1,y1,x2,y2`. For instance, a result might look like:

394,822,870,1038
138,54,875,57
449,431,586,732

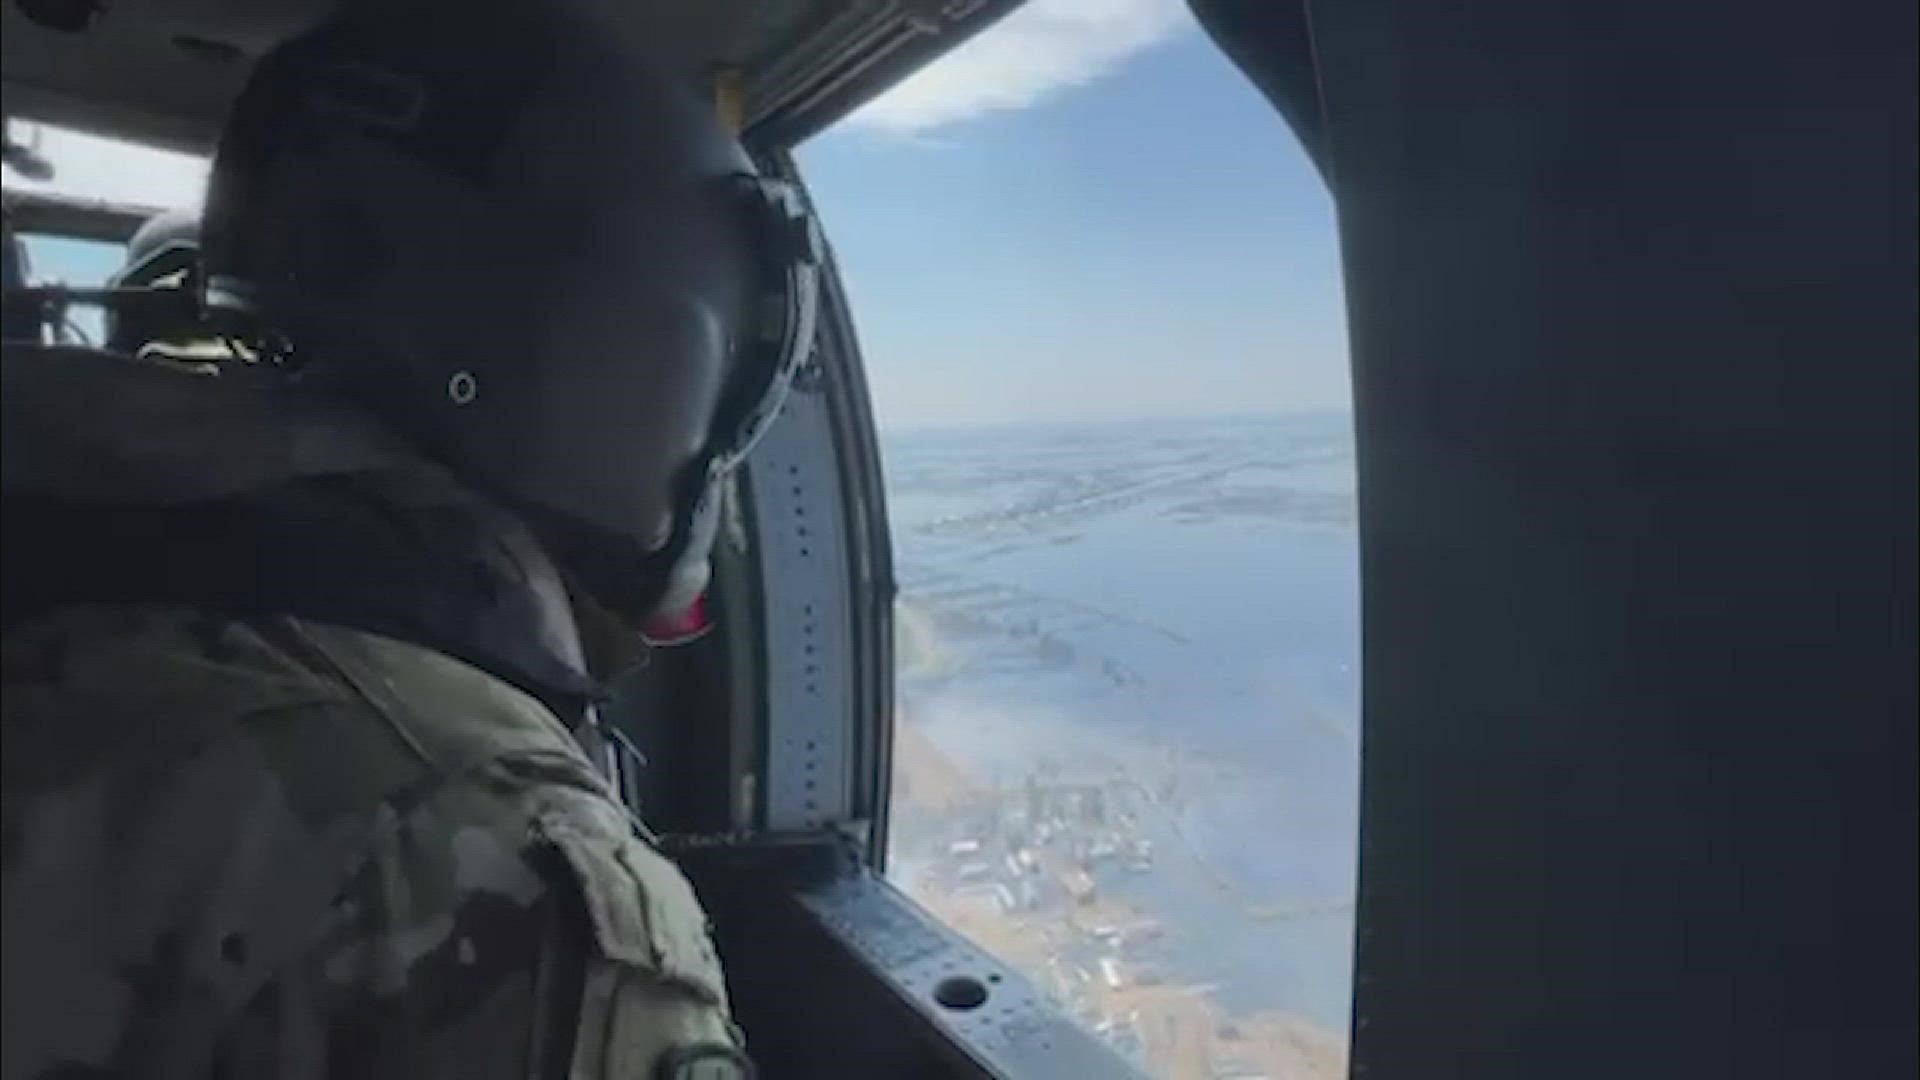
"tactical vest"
1,345,746,1077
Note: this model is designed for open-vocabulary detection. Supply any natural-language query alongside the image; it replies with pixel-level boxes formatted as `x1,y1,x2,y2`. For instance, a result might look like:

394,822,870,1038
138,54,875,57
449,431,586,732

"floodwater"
882,412,1360,1040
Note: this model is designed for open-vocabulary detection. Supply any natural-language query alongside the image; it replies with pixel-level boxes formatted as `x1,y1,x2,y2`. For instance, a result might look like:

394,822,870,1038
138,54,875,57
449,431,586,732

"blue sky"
8,1,1348,429
799,2,1348,429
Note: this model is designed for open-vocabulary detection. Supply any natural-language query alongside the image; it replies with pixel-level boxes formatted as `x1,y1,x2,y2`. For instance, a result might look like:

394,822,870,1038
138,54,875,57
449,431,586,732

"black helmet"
201,0,821,621
105,207,201,354
113,207,200,290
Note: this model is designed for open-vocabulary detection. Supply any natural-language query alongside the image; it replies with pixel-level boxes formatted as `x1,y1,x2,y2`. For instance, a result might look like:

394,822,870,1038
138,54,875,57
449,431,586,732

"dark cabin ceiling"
1,0,1023,152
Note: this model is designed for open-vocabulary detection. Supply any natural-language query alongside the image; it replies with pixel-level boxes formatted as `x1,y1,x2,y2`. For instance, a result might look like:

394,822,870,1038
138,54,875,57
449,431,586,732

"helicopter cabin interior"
5,0,1915,1078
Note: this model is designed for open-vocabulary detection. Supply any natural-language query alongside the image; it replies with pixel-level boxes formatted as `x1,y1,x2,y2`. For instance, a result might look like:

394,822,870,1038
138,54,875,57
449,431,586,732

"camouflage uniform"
1,349,747,1078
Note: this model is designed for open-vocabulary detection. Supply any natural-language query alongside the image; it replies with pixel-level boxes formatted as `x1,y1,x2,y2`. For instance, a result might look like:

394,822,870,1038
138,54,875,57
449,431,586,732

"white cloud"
845,0,1189,135
4,122,208,209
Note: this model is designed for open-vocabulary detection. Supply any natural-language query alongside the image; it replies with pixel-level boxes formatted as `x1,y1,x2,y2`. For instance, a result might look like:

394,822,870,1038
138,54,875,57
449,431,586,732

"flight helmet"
200,0,821,623
105,207,201,354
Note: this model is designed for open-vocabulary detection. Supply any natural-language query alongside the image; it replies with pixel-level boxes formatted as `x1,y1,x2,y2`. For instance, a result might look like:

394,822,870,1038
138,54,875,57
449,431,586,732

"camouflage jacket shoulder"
1,604,746,1080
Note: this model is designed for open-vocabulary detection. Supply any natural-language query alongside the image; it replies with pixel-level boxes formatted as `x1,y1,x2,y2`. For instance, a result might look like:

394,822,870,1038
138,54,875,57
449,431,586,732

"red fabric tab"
639,593,711,647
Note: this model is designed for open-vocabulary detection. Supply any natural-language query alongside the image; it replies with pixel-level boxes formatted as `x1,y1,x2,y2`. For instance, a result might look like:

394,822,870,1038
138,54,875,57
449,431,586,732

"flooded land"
881,413,1359,1079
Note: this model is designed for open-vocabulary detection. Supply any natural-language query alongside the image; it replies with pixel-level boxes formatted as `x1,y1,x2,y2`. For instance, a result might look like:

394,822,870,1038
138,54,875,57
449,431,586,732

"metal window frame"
742,150,897,855
702,152,1145,1077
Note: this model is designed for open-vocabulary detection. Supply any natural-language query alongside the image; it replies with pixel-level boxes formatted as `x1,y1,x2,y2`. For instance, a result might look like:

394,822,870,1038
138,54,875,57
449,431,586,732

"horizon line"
875,405,1352,436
